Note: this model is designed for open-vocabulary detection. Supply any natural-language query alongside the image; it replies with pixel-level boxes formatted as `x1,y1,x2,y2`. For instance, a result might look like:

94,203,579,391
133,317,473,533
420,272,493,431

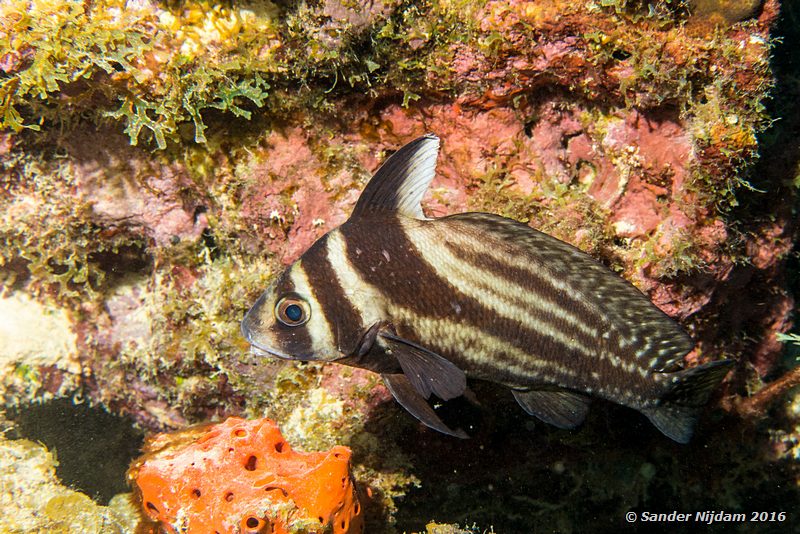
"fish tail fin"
642,359,734,444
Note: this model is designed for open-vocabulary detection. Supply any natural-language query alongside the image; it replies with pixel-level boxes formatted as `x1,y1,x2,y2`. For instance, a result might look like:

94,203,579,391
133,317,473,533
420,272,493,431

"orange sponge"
129,417,363,534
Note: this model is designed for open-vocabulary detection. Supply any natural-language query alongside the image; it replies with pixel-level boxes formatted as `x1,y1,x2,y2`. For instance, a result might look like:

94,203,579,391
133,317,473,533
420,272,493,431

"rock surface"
0,0,797,532
0,437,139,533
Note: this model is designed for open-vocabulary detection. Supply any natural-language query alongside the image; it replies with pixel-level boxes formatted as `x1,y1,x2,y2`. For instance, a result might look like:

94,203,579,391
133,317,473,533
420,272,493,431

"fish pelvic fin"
512,389,591,429
351,134,439,220
380,330,467,401
382,373,468,439
642,359,734,444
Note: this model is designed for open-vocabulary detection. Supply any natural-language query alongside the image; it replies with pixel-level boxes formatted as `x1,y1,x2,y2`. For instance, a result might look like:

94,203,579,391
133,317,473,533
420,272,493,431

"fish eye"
275,296,310,327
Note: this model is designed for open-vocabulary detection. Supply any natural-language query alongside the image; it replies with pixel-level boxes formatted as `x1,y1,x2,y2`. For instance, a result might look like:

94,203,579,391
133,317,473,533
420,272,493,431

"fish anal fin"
643,358,734,444
380,330,466,401
352,135,439,219
382,373,468,439
513,389,591,429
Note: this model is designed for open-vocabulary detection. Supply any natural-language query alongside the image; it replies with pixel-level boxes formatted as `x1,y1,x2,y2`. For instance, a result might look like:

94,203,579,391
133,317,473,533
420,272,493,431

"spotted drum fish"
241,135,733,443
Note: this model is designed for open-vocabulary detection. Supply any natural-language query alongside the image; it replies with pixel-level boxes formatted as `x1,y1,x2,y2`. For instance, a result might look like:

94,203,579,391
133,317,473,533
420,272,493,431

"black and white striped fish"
241,135,732,443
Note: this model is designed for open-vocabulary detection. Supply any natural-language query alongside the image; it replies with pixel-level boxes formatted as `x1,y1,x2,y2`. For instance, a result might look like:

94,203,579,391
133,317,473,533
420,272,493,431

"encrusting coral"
129,416,364,534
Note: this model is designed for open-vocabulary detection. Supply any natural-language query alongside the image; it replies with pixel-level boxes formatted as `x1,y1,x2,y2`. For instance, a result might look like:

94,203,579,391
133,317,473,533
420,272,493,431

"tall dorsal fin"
351,134,440,219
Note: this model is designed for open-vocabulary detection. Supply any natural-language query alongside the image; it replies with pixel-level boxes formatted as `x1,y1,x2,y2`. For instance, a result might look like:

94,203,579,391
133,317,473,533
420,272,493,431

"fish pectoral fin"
355,321,383,358
512,389,591,429
351,135,439,219
382,373,468,439
379,331,467,401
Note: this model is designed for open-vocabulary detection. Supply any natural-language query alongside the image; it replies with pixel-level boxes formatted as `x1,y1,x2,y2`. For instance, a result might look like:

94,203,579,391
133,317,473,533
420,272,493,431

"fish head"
240,261,339,362
242,134,443,364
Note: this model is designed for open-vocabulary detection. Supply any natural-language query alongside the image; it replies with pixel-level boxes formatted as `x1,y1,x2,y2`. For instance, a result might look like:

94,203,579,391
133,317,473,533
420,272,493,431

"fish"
240,134,733,443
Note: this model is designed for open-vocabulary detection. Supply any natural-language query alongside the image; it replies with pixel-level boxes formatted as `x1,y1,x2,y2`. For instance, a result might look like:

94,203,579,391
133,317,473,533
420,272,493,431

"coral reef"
0,0,798,532
129,416,363,534
0,0,276,147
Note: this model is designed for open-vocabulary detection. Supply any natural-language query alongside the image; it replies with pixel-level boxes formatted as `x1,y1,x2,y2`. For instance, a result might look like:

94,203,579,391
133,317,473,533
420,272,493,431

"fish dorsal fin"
512,388,591,430
352,134,440,219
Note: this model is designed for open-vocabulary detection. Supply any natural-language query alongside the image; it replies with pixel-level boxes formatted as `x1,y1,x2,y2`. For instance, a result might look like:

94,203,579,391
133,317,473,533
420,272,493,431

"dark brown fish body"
242,135,732,442
337,213,687,405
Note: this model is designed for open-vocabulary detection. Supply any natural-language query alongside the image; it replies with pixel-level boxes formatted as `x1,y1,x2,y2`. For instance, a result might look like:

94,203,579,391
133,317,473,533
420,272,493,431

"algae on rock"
0,0,796,532
0,437,139,533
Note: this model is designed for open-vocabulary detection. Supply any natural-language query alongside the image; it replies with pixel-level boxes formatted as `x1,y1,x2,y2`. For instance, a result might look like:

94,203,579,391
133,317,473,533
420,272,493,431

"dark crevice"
7,397,144,505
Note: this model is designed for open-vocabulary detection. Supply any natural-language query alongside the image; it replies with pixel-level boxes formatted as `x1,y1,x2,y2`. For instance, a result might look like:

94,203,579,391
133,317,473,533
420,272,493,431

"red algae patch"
129,417,363,534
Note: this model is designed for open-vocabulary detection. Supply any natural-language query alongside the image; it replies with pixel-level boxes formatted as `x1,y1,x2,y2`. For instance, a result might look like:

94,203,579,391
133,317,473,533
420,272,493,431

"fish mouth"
241,326,317,362
240,299,317,362
239,309,287,360
246,340,300,361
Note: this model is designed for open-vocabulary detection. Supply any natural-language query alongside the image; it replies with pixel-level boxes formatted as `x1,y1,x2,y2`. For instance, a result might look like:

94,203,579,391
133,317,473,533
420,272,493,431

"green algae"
0,0,477,149
105,250,275,422
0,142,159,308
465,147,615,260
0,0,154,133
1,154,102,300
419,522,495,534
1,0,279,147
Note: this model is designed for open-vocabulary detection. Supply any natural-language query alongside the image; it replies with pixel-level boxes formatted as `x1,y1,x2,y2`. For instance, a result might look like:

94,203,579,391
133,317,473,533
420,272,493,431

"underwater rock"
419,524,487,534
690,0,764,24
1,0,797,531
0,437,139,533
0,293,81,406
67,129,208,247
238,128,362,263
129,416,364,534
302,0,399,50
